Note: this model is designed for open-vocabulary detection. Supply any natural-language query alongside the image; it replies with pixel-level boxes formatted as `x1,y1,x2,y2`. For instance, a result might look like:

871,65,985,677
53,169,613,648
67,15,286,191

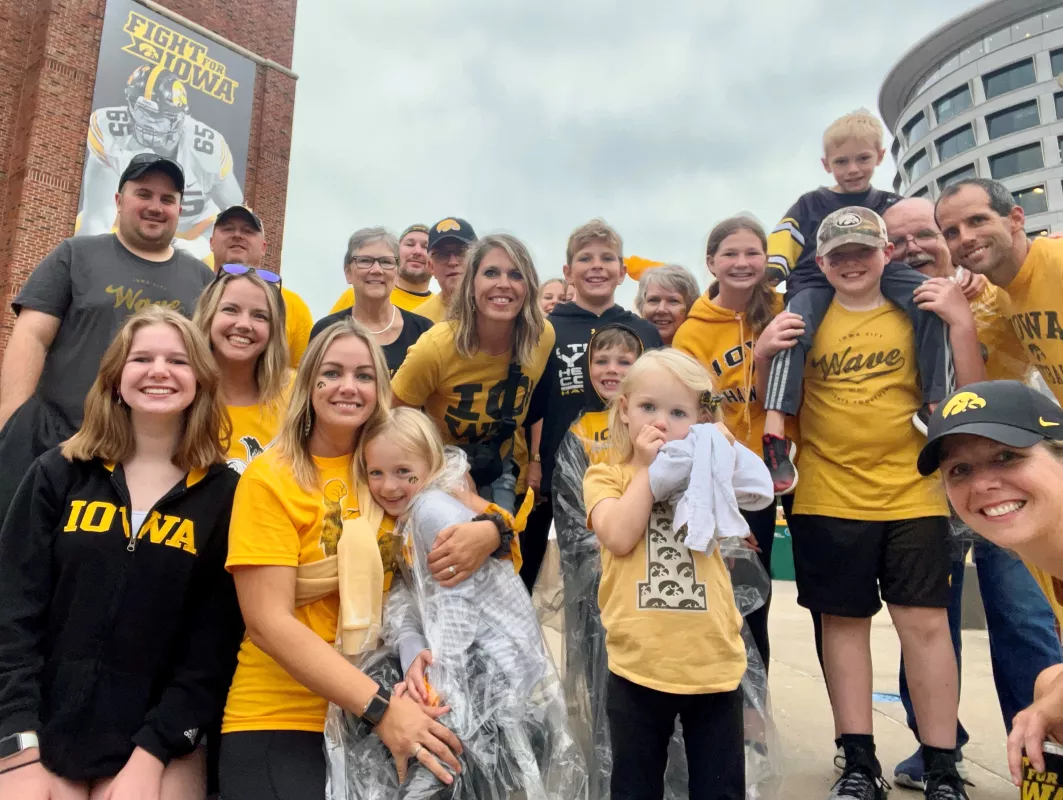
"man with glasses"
414,218,478,323
209,204,314,367
879,197,1063,790
0,153,214,518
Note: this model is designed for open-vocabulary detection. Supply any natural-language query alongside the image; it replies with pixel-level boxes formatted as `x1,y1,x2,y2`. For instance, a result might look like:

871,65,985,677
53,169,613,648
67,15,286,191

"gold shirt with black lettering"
793,300,947,520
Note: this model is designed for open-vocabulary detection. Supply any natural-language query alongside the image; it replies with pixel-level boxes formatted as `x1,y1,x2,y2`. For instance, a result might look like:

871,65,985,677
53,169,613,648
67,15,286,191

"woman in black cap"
918,379,1063,786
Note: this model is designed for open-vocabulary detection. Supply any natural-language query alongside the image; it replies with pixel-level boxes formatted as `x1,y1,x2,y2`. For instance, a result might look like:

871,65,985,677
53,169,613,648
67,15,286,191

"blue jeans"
899,539,1063,745
477,455,518,514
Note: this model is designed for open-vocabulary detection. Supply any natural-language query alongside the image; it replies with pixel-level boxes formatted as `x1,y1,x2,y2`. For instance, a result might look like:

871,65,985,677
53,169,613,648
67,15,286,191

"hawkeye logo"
941,392,986,418
122,12,239,104
435,219,461,233
64,501,197,555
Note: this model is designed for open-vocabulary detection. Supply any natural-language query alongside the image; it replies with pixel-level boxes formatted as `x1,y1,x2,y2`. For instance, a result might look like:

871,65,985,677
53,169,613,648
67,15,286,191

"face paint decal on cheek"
316,381,326,389
408,476,418,484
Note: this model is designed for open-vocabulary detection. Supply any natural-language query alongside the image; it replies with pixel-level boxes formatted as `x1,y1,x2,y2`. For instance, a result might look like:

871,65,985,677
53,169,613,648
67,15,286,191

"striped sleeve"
766,216,804,282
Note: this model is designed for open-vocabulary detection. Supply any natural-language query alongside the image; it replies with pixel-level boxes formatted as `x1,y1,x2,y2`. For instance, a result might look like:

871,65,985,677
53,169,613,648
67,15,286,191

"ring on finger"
448,565,456,577
412,744,424,759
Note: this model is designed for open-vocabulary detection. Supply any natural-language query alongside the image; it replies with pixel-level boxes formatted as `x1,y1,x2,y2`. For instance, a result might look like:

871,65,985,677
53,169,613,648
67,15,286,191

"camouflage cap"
816,206,888,257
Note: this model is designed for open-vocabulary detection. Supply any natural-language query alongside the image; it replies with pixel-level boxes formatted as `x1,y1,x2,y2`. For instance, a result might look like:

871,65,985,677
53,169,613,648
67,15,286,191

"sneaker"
835,743,845,774
829,764,890,800
894,748,970,791
762,434,798,495
924,772,969,800
912,405,931,436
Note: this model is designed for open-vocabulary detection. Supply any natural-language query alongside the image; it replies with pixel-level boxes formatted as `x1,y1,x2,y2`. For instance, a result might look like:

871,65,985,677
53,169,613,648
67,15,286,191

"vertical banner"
76,0,257,260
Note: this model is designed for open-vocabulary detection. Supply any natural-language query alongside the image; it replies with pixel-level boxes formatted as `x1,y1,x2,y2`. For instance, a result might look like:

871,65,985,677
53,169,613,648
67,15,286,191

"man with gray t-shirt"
0,153,212,518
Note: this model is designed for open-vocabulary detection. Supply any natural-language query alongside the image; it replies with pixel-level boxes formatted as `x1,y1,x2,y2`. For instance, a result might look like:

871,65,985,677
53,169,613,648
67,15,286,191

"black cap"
216,204,264,232
427,218,476,251
118,153,185,194
917,380,1063,476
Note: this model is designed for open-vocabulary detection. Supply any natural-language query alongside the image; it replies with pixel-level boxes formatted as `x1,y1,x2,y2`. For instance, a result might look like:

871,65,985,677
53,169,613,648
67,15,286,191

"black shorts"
789,514,951,617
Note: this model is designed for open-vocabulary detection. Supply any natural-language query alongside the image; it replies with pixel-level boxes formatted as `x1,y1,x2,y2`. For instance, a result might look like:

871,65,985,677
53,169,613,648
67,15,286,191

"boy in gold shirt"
780,207,967,800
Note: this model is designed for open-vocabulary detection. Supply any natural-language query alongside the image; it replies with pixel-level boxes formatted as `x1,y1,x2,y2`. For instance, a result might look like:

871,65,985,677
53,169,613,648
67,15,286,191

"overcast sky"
280,0,976,317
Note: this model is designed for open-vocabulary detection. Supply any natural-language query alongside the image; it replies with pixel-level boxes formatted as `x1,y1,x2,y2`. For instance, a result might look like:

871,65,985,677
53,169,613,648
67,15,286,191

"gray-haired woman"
634,264,700,345
311,227,434,375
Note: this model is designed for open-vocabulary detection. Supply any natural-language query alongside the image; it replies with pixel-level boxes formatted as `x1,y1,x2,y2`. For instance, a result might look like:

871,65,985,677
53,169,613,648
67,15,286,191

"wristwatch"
361,687,391,728
0,731,38,760
531,453,541,463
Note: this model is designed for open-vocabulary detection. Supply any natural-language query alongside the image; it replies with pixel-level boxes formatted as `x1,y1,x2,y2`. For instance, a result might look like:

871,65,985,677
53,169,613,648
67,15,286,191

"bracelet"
0,758,40,776
473,512,514,557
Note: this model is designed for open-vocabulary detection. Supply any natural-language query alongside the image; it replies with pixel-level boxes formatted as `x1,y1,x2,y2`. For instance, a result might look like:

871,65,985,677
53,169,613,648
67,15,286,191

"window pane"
1012,15,1043,41
903,112,929,145
905,150,931,183
983,59,1036,100
986,100,1040,140
912,186,930,199
1028,228,1051,238
1056,93,1063,120
936,125,976,161
938,164,977,189
984,27,1013,53
934,85,972,123
1014,185,1048,215
893,172,902,193
1054,49,1063,76
959,41,984,66
1045,8,1063,32
989,143,1044,179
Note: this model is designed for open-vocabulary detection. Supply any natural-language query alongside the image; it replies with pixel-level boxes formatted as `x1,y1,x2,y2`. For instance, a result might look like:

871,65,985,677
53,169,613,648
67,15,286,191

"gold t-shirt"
569,409,613,466
583,463,746,695
1027,563,1063,631
225,398,286,475
390,321,555,492
999,237,1063,401
330,286,434,315
222,449,395,733
413,293,449,324
282,287,313,368
793,300,948,520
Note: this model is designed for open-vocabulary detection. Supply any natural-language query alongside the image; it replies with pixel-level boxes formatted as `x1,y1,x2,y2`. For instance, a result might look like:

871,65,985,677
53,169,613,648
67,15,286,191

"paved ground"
533,543,1020,799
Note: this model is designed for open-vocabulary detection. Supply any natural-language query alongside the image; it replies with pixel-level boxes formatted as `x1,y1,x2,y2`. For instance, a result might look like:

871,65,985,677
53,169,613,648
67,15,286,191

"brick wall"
0,0,297,351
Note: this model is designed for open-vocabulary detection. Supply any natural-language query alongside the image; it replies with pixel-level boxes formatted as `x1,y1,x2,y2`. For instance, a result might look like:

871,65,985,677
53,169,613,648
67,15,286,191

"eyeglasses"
216,263,282,285
429,246,468,261
888,229,941,256
350,256,398,270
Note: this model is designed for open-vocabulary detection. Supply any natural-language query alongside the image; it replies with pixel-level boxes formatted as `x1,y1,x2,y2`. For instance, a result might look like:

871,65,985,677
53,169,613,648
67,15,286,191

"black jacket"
527,302,662,494
0,449,243,781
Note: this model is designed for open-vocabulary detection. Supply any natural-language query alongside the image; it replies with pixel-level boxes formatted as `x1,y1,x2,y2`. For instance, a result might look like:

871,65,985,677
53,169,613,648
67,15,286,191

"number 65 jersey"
77,106,244,261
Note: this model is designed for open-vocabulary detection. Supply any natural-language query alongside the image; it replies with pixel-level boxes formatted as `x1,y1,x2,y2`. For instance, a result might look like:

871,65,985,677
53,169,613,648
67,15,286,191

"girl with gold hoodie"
673,216,802,669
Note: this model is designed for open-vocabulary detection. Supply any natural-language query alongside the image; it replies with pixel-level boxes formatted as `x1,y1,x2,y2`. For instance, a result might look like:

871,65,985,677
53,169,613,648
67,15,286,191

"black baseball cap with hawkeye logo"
427,217,477,252
917,380,1063,476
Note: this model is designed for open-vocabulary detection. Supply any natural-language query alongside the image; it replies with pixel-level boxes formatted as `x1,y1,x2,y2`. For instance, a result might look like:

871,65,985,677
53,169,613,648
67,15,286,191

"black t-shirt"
310,307,433,375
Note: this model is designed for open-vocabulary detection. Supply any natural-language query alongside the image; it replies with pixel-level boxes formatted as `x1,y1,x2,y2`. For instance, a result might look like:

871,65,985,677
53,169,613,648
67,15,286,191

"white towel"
648,423,774,553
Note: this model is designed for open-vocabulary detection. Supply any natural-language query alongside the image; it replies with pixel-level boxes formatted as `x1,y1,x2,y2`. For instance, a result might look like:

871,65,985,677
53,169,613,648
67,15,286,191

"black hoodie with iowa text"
527,302,662,495
0,448,243,781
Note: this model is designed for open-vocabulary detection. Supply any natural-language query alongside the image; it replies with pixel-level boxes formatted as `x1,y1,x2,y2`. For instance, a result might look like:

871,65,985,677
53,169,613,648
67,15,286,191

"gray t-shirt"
13,234,213,427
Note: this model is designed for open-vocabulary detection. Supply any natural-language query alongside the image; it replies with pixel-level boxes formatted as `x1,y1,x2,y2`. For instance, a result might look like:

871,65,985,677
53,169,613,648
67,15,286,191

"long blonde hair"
356,407,446,488
609,349,718,464
192,272,290,410
449,234,545,365
61,306,230,470
275,316,391,490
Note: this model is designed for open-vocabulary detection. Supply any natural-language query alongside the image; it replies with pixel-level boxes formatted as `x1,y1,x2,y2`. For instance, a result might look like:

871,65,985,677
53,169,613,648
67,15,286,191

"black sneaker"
762,434,798,495
924,773,969,800
828,764,890,800
912,404,931,436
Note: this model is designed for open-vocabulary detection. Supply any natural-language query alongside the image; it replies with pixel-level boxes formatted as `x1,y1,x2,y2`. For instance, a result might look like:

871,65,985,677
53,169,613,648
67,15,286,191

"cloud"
280,0,975,315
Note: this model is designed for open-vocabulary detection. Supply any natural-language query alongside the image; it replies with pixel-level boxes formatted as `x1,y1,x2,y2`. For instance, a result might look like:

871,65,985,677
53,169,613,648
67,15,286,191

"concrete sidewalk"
533,543,1019,798
768,579,1015,798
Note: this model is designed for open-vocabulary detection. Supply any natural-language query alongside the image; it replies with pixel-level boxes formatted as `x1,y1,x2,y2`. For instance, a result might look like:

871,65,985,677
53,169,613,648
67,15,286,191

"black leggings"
218,730,325,800
607,672,745,800
519,500,553,593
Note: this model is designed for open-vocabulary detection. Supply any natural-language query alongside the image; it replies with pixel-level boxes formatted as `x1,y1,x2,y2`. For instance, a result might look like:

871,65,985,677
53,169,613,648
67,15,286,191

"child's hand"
405,649,434,705
753,312,804,360
714,421,736,446
632,424,666,469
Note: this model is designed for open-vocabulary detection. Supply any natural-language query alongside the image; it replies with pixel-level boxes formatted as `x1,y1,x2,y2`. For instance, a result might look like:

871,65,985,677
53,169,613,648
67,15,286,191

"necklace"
359,305,397,335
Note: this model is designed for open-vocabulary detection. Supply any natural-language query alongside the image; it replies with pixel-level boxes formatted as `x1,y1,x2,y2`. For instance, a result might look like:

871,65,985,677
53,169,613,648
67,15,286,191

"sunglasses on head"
216,263,282,286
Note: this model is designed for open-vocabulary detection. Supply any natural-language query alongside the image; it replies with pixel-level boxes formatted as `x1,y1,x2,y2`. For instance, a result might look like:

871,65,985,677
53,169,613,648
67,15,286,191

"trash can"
771,523,796,581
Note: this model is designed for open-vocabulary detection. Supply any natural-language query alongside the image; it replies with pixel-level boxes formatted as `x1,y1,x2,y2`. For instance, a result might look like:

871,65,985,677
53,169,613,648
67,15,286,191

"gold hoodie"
673,292,796,451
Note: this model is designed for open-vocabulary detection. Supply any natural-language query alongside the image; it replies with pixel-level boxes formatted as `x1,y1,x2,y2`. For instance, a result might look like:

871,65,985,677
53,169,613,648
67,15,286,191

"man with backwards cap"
0,153,213,519
329,224,435,314
918,380,1063,786
414,218,477,324
209,204,314,367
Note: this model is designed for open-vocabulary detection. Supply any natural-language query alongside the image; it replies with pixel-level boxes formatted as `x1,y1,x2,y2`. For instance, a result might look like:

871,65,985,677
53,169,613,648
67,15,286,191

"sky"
280,0,977,317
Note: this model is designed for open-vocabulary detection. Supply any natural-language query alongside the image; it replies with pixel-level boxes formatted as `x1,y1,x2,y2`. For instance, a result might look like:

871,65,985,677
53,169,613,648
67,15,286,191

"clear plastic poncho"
325,448,587,800
551,431,784,800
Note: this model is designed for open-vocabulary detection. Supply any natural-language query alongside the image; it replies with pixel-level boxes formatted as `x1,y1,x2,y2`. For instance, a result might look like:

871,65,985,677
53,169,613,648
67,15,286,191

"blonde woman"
194,266,291,473
392,234,555,513
0,306,242,799
218,317,504,800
